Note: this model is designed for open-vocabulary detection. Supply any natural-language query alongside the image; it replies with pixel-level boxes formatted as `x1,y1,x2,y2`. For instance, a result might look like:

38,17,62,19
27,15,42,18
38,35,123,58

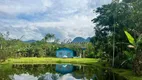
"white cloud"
0,0,52,15
0,0,112,41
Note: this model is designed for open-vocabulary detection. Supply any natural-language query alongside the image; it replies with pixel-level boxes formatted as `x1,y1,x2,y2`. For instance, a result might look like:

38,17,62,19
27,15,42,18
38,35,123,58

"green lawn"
5,57,100,64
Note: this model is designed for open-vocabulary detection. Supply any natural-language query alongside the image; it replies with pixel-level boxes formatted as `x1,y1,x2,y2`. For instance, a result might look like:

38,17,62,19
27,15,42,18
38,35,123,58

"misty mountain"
23,40,37,43
72,37,90,43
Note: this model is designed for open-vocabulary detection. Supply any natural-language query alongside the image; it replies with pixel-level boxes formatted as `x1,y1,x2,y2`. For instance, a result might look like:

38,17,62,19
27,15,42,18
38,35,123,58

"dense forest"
91,0,142,76
0,0,142,76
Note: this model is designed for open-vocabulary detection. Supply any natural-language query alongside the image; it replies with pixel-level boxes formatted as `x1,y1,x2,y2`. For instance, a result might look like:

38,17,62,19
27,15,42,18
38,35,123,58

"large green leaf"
124,30,135,45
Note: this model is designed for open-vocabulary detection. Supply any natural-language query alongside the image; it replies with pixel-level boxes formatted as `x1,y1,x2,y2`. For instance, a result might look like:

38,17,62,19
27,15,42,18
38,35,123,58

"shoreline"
1,57,142,80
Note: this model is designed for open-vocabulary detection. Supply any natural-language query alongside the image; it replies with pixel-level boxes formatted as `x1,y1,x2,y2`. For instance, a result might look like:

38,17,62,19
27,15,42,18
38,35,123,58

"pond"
0,64,126,80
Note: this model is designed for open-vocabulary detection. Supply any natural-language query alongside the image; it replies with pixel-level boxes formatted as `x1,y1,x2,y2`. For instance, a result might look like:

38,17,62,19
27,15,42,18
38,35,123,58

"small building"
56,48,76,58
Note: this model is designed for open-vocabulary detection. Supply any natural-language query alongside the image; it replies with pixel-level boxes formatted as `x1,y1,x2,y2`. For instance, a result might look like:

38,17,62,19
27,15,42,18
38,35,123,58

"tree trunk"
133,53,142,76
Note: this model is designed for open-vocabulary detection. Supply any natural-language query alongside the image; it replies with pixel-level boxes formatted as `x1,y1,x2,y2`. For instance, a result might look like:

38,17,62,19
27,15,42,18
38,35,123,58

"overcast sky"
0,0,112,41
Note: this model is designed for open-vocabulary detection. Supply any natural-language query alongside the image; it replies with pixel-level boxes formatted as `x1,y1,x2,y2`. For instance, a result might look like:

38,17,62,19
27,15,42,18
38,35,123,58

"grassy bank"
91,62,142,80
4,57,100,65
112,69,142,80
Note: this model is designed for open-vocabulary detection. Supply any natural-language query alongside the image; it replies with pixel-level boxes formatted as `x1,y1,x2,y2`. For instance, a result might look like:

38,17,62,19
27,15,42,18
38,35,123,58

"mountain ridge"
72,37,90,43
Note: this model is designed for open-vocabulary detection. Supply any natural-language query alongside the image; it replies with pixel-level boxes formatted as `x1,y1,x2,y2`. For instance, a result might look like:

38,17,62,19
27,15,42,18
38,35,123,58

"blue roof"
56,48,73,51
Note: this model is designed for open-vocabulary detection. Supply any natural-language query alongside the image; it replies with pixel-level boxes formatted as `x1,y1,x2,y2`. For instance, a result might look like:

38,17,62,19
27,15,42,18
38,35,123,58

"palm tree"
44,33,55,42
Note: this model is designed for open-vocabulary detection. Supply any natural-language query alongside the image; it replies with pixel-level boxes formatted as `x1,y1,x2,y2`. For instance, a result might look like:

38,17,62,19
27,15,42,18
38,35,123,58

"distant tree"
44,33,55,42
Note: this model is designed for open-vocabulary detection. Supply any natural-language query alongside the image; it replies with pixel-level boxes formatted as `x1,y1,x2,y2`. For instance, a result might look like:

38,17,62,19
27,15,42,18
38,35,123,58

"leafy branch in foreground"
124,30,142,76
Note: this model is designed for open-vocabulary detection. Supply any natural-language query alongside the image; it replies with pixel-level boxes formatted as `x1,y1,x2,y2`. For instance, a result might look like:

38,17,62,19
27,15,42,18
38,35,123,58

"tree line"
0,33,95,61
90,0,142,76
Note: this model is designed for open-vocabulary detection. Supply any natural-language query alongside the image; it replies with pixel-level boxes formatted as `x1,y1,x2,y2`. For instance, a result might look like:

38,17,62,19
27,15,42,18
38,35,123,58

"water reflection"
55,64,74,74
39,73,82,80
0,64,126,80
9,73,38,80
38,73,59,80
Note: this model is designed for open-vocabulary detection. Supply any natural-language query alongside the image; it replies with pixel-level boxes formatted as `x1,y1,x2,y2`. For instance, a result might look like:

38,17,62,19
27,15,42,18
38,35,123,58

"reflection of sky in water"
6,64,126,80
62,65,67,67
9,73,38,80
39,73,83,80
9,64,87,80
55,64,74,74
10,73,83,80
59,74,82,80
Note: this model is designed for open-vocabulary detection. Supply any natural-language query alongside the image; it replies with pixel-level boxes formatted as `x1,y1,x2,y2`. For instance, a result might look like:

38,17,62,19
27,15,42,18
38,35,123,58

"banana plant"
124,30,142,50
121,30,142,66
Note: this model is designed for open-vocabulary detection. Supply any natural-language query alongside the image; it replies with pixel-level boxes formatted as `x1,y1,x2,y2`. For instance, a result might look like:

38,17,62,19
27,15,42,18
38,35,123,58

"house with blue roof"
56,48,76,58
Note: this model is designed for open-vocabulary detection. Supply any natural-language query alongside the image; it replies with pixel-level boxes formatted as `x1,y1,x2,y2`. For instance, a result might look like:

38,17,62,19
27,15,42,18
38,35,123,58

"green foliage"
124,30,142,52
91,0,142,71
0,32,97,62
120,51,135,69
0,33,59,61
124,30,135,45
43,33,55,42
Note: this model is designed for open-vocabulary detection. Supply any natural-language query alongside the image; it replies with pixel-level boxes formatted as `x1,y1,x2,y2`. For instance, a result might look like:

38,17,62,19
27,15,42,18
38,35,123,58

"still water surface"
0,64,126,80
